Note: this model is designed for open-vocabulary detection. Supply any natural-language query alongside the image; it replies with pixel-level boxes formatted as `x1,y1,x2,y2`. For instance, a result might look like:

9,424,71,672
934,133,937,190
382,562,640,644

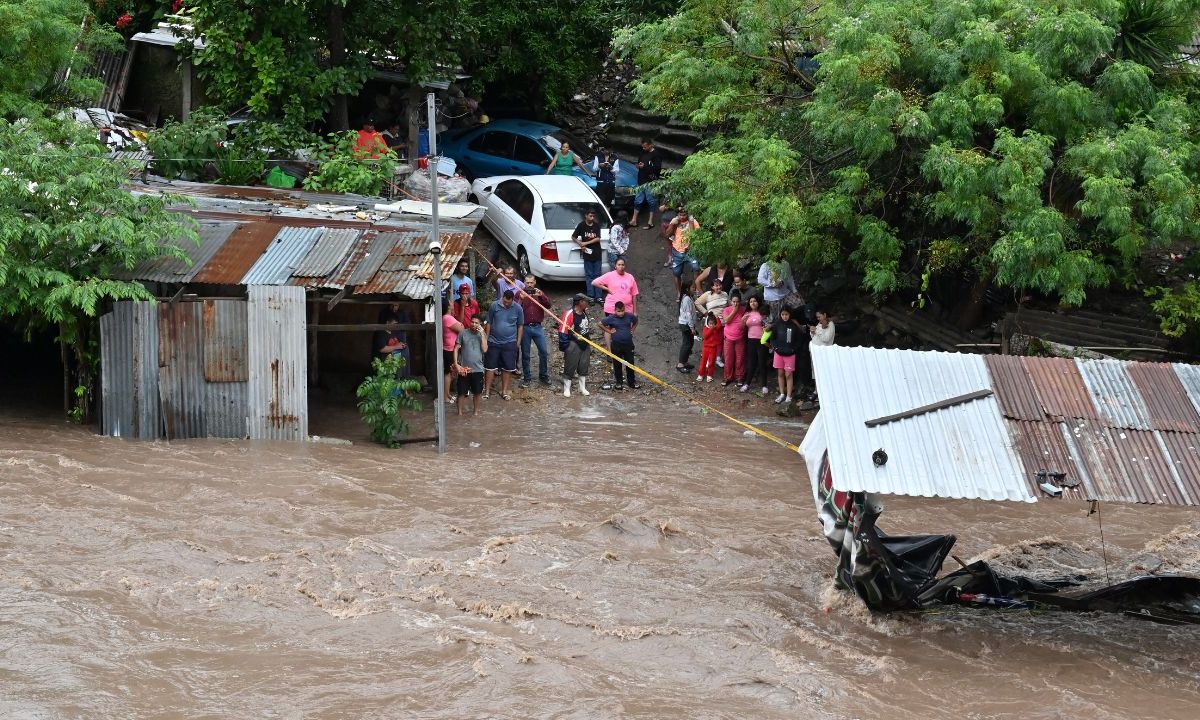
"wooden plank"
865,389,994,428
308,323,429,332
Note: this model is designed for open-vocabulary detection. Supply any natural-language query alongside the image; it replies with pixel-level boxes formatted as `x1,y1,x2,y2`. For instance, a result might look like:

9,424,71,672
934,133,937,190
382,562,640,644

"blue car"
437,119,640,209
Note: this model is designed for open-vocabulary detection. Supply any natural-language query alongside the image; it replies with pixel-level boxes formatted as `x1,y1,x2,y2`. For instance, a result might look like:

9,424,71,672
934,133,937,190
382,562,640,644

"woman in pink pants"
721,294,747,387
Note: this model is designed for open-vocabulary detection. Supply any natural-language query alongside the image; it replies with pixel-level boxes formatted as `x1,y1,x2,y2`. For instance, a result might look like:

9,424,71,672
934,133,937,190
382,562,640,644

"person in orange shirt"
666,208,701,295
355,121,389,159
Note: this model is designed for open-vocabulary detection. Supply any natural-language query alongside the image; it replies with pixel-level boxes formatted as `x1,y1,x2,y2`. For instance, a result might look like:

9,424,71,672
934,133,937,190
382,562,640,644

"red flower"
171,0,184,12
115,12,133,29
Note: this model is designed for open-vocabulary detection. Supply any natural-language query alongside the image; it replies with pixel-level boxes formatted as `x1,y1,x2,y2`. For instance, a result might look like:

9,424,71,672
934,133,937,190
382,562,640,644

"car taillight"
540,242,559,261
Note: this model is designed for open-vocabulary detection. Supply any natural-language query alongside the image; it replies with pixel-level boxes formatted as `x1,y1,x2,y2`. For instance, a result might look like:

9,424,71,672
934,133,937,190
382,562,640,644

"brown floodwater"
1,394,1198,719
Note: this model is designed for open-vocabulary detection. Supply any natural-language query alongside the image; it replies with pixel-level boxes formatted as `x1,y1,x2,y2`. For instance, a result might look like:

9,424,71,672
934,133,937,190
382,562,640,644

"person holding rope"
559,294,593,397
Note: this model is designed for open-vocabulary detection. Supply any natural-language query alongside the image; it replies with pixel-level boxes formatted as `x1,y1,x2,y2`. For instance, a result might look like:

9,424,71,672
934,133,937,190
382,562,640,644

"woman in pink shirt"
591,258,639,315
441,301,465,403
720,294,746,387
741,295,768,394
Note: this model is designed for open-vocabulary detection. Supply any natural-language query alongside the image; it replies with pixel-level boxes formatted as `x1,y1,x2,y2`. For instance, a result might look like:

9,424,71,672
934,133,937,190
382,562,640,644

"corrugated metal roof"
347,232,402,286
125,221,238,283
354,232,473,297
1076,358,1152,430
294,228,361,277
984,354,1043,421
240,226,322,285
1023,356,1099,420
192,221,280,285
808,347,1199,507
379,231,428,271
1127,362,1200,433
1008,420,1089,501
100,301,160,439
1172,363,1200,419
247,286,308,441
1159,432,1200,504
1063,420,1188,505
809,346,1034,502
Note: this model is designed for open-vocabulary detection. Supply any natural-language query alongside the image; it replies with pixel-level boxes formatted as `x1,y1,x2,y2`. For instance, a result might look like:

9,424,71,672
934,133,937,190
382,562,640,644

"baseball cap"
573,293,591,305
458,284,471,294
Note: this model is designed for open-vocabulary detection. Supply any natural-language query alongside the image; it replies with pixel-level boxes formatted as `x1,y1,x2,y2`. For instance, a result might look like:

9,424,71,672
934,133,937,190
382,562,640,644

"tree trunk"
328,4,349,132
957,273,992,330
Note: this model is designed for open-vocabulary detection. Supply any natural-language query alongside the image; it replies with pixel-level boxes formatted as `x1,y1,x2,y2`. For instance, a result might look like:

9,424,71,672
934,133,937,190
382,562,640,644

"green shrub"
302,131,397,196
356,354,423,447
146,107,228,181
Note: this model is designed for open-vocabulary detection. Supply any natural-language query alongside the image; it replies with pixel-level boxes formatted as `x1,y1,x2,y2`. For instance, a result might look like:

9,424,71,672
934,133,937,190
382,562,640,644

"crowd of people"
414,137,837,415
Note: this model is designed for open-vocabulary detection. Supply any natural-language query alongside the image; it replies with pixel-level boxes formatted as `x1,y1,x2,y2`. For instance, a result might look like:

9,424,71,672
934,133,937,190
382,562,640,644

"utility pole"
427,92,446,454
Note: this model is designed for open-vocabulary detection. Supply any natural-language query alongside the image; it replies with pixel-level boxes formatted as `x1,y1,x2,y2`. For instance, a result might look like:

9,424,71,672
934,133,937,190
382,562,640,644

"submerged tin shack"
99,179,484,441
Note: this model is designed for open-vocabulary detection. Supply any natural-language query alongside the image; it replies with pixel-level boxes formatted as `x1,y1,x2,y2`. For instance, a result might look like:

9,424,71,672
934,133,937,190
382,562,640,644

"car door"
512,181,542,260
464,131,516,177
489,179,526,254
513,135,552,176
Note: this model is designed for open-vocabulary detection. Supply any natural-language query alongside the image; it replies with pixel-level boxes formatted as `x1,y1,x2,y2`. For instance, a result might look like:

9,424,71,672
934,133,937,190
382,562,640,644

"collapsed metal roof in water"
802,346,1200,506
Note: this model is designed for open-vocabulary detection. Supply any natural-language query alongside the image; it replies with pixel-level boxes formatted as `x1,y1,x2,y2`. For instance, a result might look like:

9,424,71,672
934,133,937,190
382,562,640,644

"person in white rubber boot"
558,294,593,397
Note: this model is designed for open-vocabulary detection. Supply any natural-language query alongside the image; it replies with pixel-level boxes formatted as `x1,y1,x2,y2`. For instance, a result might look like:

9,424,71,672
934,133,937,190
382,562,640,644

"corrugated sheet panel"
157,303,206,439
985,354,1043,421
379,231,427,271
1076,358,1153,430
346,232,401,286
204,381,248,439
1172,363,1200,420
1159,432,1200,505
354,232,472,297
241,226,322,285
810,346,1033,502
192,221,280,284
202,300,248,382
1023,356,1099,420
1061,420,1187,505
126,221,238,283
1008,420,1091,501
247,286,308,441
1126,362,1200,433
100,301,160,439
318,230,376,289
294,227,361,277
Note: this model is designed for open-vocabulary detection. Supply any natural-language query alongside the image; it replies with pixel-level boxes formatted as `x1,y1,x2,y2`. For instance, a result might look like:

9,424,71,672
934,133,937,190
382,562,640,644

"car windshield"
543,202,607,230
541,130,595,163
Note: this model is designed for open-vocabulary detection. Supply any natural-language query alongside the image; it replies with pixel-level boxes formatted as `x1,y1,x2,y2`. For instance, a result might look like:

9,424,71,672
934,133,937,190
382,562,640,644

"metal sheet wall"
247,285,308,440
158,303,206,439
204,381,248,438
100,301,160,439
202,299,248,382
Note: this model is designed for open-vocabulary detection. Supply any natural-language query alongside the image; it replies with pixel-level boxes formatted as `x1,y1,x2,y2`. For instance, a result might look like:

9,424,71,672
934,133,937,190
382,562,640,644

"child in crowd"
676,287,696,373
600,301,640,391
453,315,487,416
697,313,722,383
769,306,806,404
742,295,768,395
608,210,631,267
721,294,746,388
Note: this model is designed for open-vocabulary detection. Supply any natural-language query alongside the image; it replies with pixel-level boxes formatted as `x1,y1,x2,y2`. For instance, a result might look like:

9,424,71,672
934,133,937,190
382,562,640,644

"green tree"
356,354,422,447
0,0,122,116
187,0,472,133
620,0,1200,325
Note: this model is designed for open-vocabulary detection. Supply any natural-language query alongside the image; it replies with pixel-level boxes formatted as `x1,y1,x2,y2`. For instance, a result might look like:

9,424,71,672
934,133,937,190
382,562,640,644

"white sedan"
469,175,611,281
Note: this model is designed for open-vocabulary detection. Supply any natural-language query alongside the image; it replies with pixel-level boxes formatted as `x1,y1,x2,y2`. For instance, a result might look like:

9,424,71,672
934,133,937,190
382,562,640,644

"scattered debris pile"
550,57,638,148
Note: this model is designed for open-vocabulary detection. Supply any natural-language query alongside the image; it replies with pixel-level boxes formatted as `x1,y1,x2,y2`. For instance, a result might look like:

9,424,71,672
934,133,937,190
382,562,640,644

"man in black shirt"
631,138,662,230
572,209,604,303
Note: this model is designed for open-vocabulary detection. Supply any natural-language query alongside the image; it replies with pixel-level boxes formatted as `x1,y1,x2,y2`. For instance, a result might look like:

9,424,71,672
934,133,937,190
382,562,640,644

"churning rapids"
2,395,1198,719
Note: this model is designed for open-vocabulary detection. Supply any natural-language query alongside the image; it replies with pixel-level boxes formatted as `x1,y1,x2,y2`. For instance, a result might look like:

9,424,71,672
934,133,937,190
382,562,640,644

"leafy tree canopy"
0,0,122,117
187,0,678,131
619,0,1200,312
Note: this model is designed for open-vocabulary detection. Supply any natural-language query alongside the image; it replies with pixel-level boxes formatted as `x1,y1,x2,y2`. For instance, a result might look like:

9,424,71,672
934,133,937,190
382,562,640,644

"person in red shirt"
697,313,722,383
355,121,389,159
517,274,553,388
452,284,480,326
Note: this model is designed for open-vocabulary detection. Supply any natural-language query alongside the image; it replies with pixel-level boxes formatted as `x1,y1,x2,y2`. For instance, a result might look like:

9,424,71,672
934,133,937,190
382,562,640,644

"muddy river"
1,393,1198,719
